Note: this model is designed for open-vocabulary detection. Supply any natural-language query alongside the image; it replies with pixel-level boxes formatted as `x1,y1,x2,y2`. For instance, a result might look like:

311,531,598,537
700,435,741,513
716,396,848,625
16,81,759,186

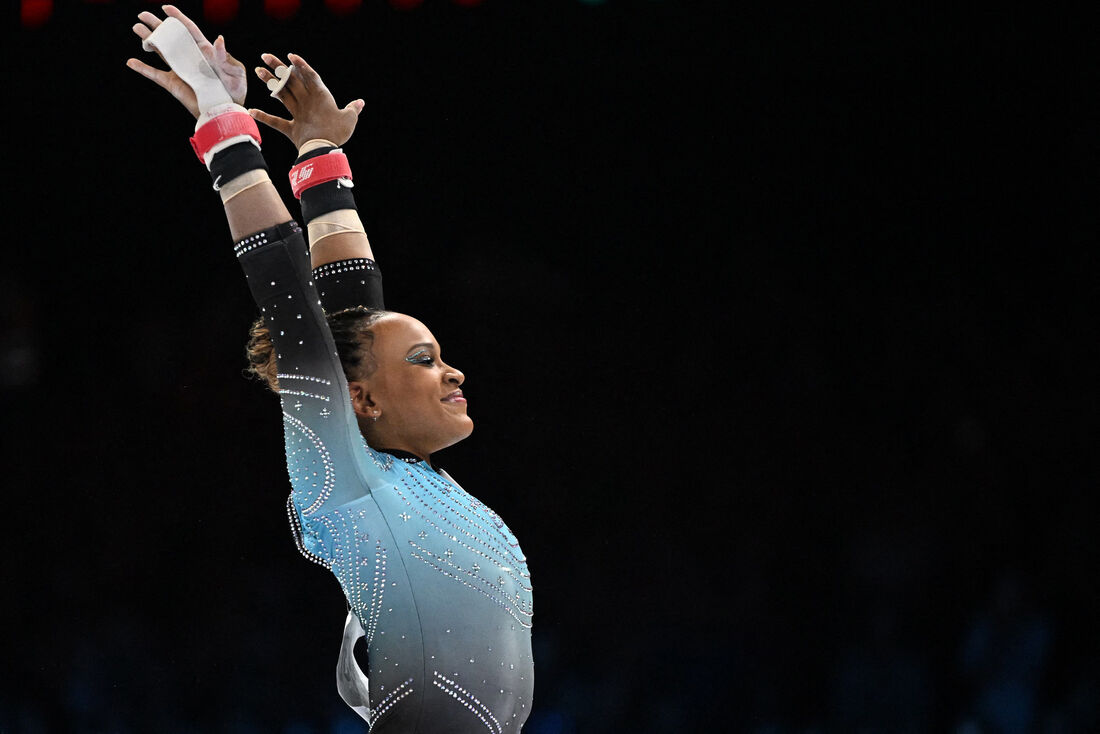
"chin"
454,416,475,442
437,418,474,451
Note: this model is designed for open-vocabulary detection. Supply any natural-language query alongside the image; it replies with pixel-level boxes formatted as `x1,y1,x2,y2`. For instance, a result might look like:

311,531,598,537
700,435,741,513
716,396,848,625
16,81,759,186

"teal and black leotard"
235,221,534,732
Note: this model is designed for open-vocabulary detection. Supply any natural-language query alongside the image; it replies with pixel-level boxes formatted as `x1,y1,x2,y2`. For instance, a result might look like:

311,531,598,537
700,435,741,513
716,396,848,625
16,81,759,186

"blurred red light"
325,0,362,15
204,0,240,24
265,0,301,20
20,0,52,28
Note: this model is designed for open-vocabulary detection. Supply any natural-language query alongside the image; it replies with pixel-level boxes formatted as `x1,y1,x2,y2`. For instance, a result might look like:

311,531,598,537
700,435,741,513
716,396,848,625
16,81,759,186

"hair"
245,306,389,392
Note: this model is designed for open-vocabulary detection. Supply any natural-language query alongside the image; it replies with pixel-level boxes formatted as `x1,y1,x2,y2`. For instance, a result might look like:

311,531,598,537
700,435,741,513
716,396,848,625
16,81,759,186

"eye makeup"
405,349,434,365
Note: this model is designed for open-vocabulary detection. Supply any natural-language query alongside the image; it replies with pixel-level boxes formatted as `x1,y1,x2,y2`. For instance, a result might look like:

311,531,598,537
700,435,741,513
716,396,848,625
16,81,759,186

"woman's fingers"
261,53,308,98
250,108,293,138
126,58,199,117
135,11,161,32
254,64,296,104
261,53,289,72
126,58,170,90
213,35,228,65
257,55,301,112
162,4,212,48
133,16,170,70
287,53,321,91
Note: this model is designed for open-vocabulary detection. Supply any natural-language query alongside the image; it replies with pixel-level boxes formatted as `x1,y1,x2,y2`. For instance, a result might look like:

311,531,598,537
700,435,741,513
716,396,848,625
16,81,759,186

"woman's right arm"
127,8,386,520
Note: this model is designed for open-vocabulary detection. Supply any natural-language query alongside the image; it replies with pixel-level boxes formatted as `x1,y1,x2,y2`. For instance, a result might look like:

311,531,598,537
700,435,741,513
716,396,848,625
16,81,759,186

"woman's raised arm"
251,54,384,312
250,56,372,261
126,6,291,239
126,7,387,512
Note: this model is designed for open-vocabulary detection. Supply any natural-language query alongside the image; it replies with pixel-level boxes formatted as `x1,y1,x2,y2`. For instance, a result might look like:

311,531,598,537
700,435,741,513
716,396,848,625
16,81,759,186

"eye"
406,350,435,366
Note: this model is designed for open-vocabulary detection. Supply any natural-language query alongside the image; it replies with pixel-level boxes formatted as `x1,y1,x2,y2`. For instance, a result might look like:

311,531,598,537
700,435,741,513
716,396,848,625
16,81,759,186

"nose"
444,364,464,386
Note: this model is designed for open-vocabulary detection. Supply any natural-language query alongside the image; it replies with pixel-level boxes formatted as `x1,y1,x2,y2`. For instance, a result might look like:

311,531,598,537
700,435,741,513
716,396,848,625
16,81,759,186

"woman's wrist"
298,138,338,156
291,145,357,222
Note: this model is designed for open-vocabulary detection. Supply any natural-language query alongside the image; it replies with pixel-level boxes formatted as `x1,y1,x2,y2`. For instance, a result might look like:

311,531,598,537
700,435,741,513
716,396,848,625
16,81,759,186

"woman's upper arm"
236,223,378,510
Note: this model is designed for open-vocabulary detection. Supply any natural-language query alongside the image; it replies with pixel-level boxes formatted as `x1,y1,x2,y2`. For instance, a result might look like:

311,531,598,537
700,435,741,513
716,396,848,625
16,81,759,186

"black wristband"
210,141,268,189
295,146,357,222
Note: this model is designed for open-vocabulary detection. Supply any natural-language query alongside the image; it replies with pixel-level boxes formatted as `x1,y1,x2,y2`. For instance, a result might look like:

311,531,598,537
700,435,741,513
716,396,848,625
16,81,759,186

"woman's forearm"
308,223,375,268
223,179,293,241
290,145,375,268
247,54,372,270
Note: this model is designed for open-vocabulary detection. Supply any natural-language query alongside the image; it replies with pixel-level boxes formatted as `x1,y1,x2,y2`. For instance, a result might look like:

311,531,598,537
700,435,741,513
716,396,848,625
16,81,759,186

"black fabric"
295,146,357,221
233,220,304,263
312,258,385,313
210,141,268,188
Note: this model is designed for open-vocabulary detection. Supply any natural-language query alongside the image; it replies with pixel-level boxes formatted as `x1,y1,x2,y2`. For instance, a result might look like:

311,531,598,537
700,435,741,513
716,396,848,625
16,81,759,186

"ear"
348,380,380,420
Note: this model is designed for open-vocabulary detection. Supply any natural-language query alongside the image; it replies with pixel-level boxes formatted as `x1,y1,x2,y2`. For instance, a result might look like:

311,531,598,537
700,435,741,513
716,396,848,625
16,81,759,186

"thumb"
213,35,228,65
344,99,365,116
249,108,293,137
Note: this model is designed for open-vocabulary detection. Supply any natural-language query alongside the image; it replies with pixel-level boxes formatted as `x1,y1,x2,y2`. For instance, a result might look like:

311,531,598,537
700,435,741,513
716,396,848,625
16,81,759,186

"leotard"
235,221,534,732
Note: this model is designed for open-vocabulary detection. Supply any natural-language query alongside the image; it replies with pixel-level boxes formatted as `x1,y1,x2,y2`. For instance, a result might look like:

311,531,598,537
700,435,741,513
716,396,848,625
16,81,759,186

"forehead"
374,313,437,349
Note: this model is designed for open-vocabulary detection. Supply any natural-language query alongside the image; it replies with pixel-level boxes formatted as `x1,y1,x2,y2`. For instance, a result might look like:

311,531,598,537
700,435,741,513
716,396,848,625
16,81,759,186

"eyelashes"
405,349,435,366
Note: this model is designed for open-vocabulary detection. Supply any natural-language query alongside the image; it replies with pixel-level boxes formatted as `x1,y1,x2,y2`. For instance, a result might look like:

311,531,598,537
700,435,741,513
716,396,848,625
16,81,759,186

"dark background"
4,1,1097,732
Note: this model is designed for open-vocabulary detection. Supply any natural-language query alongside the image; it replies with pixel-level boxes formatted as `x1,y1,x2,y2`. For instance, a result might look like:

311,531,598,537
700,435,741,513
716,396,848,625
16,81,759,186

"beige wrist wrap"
308,209,366,247
217,169,271,203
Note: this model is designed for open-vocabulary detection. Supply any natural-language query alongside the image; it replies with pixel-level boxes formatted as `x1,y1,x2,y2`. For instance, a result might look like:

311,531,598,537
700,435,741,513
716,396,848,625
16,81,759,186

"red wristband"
189,110,262,162
289,152,353,199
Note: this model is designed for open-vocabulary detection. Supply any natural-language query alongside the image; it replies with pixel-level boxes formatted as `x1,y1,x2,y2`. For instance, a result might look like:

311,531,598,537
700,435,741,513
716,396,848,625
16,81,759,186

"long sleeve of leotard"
313,257,385,313
235,221,382,526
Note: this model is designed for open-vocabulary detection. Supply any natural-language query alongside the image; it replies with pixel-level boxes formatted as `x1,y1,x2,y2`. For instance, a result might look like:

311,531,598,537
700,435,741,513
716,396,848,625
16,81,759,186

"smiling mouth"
442,391,466,403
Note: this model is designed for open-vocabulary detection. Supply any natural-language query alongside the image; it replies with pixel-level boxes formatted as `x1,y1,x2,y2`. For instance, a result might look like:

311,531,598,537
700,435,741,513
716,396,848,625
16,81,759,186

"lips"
441,390,466,403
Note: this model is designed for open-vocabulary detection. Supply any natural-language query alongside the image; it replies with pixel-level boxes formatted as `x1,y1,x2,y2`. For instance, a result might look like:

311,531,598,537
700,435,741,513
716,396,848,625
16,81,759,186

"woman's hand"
251,53,365,150
125,4,246,118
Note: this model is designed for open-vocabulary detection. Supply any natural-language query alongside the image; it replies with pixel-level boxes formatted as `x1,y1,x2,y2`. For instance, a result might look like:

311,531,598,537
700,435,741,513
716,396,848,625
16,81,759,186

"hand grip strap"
190,110,262,163
141,17,232,119
289,152,354,199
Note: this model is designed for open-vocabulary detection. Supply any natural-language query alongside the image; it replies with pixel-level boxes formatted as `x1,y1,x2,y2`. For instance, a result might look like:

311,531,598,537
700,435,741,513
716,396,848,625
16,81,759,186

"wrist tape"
219,169,271,204
294,146,357,222
299,138,337,155
308,209,367,248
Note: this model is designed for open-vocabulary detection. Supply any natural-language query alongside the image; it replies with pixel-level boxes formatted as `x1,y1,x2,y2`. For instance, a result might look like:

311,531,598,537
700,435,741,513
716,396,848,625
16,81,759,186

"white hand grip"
267,65,295,98
142,17,232,118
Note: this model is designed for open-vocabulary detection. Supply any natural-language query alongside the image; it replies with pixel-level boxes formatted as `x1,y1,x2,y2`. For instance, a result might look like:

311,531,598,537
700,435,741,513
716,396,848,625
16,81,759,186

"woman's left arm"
250,56,386,313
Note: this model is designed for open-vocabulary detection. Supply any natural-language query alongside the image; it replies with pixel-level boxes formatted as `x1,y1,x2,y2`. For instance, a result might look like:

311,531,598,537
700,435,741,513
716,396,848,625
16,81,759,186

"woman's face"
357,312,472,459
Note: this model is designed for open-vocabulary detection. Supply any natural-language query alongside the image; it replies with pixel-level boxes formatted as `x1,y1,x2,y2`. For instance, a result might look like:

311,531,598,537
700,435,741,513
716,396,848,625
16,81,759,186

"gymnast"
127,6,533,731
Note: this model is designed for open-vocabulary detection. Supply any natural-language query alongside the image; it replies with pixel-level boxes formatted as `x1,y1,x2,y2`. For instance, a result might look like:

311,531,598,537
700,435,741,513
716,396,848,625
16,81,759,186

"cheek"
387,373,442,418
